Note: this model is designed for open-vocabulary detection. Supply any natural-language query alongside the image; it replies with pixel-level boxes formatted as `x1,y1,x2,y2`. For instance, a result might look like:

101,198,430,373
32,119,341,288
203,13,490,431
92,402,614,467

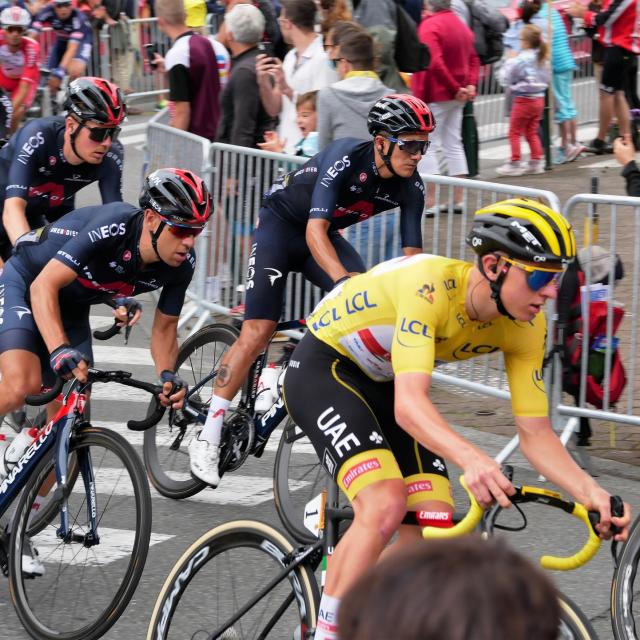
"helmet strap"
488,262,515,321
150,220,166,262
69,121,90,163
379,139,402,177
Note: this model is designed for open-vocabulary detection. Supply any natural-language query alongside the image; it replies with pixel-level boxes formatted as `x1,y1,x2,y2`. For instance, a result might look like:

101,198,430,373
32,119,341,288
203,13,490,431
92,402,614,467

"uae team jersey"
307,253,549,417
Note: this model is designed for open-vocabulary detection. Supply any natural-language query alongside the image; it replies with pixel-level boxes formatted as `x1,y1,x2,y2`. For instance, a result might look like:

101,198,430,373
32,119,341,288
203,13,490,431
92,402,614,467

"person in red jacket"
410,0,478,215
568,0,637,153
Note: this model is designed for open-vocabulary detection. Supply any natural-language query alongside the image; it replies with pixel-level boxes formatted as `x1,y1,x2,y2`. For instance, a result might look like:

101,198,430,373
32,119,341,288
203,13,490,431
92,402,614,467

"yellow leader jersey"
307,253,548,417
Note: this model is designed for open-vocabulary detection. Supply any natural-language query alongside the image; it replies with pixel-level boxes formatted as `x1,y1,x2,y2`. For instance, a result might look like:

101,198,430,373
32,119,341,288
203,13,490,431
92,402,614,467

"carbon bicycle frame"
0,390,98,541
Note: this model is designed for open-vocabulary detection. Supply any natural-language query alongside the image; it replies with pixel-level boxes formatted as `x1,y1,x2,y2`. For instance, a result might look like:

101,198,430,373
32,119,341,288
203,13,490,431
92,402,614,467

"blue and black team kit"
246,137,425,320
0,116,124,259
0,202,195,383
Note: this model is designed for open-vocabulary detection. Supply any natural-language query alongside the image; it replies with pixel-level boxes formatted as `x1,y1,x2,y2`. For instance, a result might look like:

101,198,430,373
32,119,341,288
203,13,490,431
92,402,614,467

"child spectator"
497,24,550,176
258,91,319,156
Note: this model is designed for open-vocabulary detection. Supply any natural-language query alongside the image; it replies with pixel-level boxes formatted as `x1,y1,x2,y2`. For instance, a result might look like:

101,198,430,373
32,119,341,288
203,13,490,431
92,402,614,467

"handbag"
394,4,430,73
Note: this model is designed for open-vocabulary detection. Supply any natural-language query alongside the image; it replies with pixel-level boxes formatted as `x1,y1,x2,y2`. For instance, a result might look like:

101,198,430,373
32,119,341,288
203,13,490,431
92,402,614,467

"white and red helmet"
0,6,31,28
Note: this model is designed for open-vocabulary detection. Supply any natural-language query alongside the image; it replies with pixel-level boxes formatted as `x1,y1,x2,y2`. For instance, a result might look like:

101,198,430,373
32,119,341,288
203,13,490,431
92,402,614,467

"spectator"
217,3,277,148
257,90,319,156
504,0,583,164
319,0,351,38
411,0,478,215
322,19,364,66
613,135,639,195
256,0,337,154
317,29,393,149
89,0,137,109
497,24,549,176
338,538,561,640
568,0,637,153
154,0,221,140
352,0,408,91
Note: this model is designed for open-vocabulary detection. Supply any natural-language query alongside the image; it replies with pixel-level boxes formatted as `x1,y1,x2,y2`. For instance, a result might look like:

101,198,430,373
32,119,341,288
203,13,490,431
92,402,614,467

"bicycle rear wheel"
611,514,640,639
8,425,152,640
143,322,241,499
273,418,349,544
146,519,319,640
557,591,598,639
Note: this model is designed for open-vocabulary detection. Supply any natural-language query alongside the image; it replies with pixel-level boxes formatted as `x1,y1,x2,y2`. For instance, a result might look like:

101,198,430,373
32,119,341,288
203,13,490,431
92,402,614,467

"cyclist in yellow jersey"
282,197,631,640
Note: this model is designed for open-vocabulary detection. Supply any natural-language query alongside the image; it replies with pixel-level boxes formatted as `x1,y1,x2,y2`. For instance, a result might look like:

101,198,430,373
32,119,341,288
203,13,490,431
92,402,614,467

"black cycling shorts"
601,45,636,94
282,332,453,507
0,260,93,386
244,208,366,321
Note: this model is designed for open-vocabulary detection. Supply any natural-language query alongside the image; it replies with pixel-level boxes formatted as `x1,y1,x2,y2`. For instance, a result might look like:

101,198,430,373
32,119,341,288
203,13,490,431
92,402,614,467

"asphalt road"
0,114,637,640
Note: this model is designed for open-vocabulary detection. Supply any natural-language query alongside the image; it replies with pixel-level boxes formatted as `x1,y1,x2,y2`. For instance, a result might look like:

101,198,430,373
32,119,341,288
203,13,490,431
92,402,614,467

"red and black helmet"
64,77,127,126
139,168,213,227
367,94,435,136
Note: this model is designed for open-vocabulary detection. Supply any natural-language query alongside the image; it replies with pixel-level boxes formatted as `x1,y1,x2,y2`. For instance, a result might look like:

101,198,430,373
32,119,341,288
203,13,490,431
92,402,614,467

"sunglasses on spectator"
55,2,72,7
160,217,205,239
500,256,563,290
4,26,25,33
386,136,431,156
82,123,121,143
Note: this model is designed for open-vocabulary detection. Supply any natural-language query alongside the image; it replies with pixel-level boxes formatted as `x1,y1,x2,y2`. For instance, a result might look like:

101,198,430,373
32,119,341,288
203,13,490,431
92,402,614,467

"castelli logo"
359,172,367,182
122,250,131,261
49,156,56,166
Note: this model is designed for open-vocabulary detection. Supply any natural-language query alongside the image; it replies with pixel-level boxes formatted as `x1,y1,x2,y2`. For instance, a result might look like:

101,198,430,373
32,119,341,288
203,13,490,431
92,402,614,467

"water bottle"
4,427,37,473
0,434,9,480
255,364,280,413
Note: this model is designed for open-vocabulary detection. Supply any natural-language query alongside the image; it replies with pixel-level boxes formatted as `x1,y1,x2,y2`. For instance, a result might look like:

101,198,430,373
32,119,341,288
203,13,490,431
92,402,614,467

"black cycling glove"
49,344,87,376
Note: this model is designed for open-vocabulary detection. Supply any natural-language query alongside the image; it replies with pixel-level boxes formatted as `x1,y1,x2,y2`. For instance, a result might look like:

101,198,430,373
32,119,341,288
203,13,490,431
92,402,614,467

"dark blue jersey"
0,116,123,229
263,137,425,248
32,6,93,43
11,202,195,316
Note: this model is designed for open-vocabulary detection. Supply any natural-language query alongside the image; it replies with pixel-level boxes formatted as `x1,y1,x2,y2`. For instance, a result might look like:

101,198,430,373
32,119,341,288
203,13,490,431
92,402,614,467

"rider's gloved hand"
49,343,89,381
52,67,66,81
114,296,143,325
158,370,187,410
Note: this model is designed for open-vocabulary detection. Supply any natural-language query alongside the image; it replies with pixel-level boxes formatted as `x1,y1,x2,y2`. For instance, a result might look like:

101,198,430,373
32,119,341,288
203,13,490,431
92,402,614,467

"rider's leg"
0,349,42,415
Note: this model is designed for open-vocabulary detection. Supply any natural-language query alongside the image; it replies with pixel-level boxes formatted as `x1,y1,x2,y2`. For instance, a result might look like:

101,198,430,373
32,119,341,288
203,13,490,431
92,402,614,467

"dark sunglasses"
502,257,563,291
162,218,205,239
55,2,72,7
5,26,25,33
386,135,431,156
83,124,121,143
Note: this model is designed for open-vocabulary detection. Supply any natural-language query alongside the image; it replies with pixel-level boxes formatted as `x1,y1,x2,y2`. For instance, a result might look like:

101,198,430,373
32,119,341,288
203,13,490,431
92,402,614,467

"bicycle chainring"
219,409,255,474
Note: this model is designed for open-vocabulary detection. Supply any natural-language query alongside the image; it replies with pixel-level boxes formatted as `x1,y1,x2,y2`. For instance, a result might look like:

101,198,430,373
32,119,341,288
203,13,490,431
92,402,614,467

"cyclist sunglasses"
55,2,72,6
386,136,431,156
5,26,25,33
84,124,121,143
161,218,205,239
501,256,563,290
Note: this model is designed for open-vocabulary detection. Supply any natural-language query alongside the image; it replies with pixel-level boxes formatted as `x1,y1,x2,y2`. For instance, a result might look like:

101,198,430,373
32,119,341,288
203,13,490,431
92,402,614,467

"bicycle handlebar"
422,476,608,571
25,378,64,405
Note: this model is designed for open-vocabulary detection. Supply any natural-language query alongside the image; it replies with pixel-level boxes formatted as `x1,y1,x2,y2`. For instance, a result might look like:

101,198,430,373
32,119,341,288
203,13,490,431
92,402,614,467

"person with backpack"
411,0,479,215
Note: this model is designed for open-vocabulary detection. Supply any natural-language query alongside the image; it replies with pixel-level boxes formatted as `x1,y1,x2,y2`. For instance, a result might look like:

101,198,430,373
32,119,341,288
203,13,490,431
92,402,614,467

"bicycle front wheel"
611,514,640,639
558,591,599,640
274,418,348,544
143,322,240,499
9,425,152,640
146,519,319,640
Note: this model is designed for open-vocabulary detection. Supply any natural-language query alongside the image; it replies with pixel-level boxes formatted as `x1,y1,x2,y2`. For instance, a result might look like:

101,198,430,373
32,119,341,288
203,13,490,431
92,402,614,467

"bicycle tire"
8,425,152,640
143,322,240,499
557,591,599,639
146,519,320,640
273,418,349,544
611,513,640,639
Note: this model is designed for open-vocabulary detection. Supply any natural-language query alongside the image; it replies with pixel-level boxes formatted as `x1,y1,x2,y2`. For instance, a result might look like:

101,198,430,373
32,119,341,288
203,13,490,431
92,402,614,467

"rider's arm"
29,259,77,351
57,39,80,72
399,175,425,254
306,218,353,283
97,142,124,202
170,101,190,131
11,80,30,110
3,197,29,244
150,308,179,375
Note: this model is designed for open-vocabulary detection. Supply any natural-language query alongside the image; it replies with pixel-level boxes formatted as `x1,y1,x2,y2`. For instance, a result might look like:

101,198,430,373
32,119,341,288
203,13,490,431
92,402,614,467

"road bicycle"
142,319,302,499
0,367,166,640
146,469,610,640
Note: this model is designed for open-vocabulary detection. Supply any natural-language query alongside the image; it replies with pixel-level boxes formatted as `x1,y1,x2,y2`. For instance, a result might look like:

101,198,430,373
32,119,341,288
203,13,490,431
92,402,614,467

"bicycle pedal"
252,437,268,459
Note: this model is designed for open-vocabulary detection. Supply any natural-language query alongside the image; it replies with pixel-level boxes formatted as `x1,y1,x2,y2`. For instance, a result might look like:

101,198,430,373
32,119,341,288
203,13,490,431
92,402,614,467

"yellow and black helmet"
466,198,576,266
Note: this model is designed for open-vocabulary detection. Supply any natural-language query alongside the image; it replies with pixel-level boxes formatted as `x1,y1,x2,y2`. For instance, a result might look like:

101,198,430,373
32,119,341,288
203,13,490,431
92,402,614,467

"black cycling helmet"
367,94,435,137
466,198,576,319
64,77,127,126
466,198,576,266
140,168,213,227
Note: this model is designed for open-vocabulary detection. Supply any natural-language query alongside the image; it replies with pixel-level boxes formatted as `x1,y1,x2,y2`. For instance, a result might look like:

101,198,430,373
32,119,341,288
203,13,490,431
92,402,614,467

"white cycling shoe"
22,537,45,577
188,432,220,488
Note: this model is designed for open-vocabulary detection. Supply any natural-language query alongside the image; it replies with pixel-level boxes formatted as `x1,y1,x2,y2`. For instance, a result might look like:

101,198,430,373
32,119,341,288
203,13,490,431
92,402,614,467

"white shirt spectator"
278,34,337,153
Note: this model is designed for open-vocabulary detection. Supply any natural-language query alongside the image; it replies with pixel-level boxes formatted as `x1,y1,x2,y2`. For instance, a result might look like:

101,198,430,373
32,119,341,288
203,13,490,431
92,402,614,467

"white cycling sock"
314,593,340,640
200,395,230,446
